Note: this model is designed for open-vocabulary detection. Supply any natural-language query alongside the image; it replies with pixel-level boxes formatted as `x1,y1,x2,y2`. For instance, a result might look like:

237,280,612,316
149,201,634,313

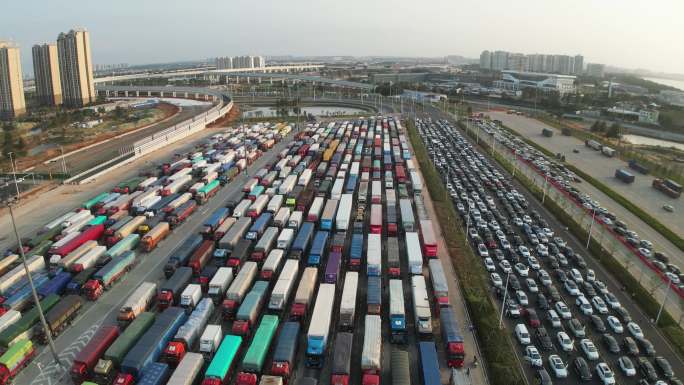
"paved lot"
489,111,683,237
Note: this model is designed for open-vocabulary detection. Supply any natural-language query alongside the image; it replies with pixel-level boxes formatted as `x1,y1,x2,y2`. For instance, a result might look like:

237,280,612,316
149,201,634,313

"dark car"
536,368,552,385
622,336,639,356
548,256,560,269
590,315,607,332
603,333,620,354
573,357,592,381
508,275,521,291
567,318,586,338
537,294,550,310
547,286,561,302
555,269,567,282
654,356,674,379
582,282,597,297
638,357,658,382
637,337,656,356
614,226,628,236
575,255,587,269
614,306,632,323
535,327,554,351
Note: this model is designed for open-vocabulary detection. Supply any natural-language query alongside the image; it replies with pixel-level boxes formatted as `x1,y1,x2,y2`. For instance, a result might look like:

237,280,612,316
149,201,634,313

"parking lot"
416,118,684,385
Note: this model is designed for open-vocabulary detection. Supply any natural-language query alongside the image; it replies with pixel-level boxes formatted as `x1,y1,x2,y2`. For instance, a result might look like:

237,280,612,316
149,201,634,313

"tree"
606,122,622,138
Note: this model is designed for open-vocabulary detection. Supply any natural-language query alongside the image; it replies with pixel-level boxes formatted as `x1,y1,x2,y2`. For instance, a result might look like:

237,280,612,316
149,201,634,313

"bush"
406,120,527,385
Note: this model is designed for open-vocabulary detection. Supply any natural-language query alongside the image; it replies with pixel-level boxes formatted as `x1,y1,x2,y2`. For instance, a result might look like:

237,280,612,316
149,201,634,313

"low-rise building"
493,70,576,95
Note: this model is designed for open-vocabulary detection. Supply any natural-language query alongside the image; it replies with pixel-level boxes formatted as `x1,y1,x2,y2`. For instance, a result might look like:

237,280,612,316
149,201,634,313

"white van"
515,324,531,345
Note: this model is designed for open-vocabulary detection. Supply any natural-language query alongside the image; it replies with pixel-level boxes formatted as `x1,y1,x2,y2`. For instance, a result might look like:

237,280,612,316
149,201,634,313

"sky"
2,0,683,75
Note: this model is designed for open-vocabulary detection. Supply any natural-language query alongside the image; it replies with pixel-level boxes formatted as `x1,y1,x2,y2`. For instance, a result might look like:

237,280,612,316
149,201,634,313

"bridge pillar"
195,93,199,99
136,91,140,97
173,92,177,97
270,77,273,84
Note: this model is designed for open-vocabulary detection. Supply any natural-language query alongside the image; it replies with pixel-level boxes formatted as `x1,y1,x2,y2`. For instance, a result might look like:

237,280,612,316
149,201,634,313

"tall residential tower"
57,28,95,107
0,41,26,120
32,43,63,106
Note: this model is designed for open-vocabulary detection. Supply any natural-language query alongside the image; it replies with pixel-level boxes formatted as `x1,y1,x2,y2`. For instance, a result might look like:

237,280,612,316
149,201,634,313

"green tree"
606,122,622,138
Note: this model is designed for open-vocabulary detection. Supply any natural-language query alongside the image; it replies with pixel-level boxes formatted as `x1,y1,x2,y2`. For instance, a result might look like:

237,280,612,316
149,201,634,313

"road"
15,128,295,385
32,104,212,177
416,105,684,385
490,111,683,239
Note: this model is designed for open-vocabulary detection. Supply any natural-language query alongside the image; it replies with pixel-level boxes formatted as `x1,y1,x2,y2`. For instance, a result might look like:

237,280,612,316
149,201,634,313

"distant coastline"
643,77,684,91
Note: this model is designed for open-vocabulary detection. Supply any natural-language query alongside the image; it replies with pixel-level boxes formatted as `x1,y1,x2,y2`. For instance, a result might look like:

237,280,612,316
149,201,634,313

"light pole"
655,277,673,325
541,174,549,204
499,271,511,329
6,199,63,369
586,207,596,249
7,152,20,197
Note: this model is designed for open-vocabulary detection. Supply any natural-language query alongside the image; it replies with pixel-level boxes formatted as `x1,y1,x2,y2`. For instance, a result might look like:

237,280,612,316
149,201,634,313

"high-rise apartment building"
0,41,26,120
57,28,95,107
216,56,233,69
506,53,527,71
586,63,605,78
573,55,584,75
215,55,266,70
491,51,509,71
252,56,265,68
479,50,492,70
32,43,63,106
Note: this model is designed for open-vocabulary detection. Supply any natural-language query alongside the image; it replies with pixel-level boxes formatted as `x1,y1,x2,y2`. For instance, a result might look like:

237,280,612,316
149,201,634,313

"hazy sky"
3,0,682,74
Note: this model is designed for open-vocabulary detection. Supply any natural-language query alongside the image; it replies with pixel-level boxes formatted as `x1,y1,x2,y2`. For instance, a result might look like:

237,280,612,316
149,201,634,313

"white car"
499,260,513,274
576,296,593,316
526,278,539,293
626,322,644,339
665,272,680,285
638,247,652,258
596,362,616,385
525,345,543,367
592,296,609,314
536,244,549,257
555,301,572,319
606,316,623,334
527,256,541,270
617,356,636,377
548,355,568,378
570,268,584,283
557,331,574,352
538,270,552,286
500,239,511,250
594,280,609,295
491,273,503,288
519,246,531,258
516,290,529,306
586,269,596,282
484,258,496,272
514,263,529,277
580,339,599,360
522,215,532,224
513,217,523,227
543,228,554,238
547,310,562,328
564,279,580,296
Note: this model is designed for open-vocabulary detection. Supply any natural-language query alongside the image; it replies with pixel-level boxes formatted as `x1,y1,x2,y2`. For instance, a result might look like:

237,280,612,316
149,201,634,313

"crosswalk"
29,322,102,385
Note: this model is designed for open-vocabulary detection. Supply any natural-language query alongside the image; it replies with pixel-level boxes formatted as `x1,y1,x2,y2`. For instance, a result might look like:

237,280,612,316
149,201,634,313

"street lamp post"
499,271,511,329
7,152,20,198
541,174,549,204
655,277,673,325
586,208,596,249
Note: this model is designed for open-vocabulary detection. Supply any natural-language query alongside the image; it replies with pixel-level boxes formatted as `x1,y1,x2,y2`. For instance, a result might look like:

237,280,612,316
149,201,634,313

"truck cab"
83,279,103,300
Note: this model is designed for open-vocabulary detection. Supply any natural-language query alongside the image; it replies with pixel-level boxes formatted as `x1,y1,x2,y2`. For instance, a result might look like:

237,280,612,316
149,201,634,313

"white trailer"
406,232,423,274
335,194,353,231
371,181,382,203
0,310,21,334
225,261,258,304
428,259,449,299
208,267,234,301
0,255,45,295
278,175,298,195
232,199,252,218
287,211,303,230
307,284,336,364
339,272,358,329
199,325,223,356
44,211,77,231
411,275,433,335
261,249,284,279
276,228,295,250
180,284,202,309
268,259,299,311
331,179,345,200
118,281,156,322
307,197,325,222
57,240,98,269
174,298,214,349
267,194,284,213
72,245,107,271
167,352,204,385
366,234,382,276
298,169,313,186
361,314,382,372
273,207,291,228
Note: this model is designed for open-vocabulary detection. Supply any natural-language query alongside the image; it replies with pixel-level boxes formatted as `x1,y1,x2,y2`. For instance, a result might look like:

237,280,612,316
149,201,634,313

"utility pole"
656,277,672,325
499,271,511,329
7,152,20,197
586,208,596,249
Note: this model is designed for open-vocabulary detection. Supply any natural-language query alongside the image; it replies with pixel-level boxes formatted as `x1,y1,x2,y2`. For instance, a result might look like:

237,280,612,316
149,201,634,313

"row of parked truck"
0,123,292,385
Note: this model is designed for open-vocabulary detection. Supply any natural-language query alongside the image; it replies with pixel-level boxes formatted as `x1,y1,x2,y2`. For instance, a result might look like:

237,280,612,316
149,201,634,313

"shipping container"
306,284,335,368
428,259,450,310
270,322,300,379
308,231,329,266
223,262,258,319
411,275,432,335
390,349,411,385
331,332,353,385
389,279,407,344
339,273,358,330
290,222,314,260
418,342,440,385
406,232,423,275
441,306,465,367
291,268,318,321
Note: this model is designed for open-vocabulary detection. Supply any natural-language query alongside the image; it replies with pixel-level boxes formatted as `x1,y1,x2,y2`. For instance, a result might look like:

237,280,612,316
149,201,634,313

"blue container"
37,271,72,298
137,362,170,385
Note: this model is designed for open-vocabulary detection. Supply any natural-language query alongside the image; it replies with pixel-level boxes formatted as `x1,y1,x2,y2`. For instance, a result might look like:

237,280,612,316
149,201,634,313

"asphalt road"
33,105,212,177
490,111,683,238
417,106,684,385
17,129,295,385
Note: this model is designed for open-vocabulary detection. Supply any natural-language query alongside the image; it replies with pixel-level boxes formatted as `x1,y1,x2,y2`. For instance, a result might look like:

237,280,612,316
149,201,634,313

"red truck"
49,224,105,257
70,325,120,384
188,240,214,275
167,200,197,228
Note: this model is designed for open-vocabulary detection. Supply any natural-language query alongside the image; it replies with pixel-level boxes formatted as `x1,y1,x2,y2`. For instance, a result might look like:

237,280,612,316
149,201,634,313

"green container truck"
0,339,35,384
114,177,145,194
196,180,221,205
236,315,279,384
83,192,110,210
0,294,60,349
25,240,52,259
92,312,155,383
27,226,62,248
88,216,108,226
104,234,140,259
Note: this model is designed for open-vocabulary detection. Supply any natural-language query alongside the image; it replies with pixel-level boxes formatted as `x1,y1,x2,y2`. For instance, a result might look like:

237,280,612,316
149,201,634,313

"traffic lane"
436,117,684,382
16,131,295,385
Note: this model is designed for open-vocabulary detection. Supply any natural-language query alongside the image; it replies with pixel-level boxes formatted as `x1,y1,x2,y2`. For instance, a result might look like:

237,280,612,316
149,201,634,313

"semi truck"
201,335,242,385
222,262,258,319
188,240,214,275
349,233,363,269
306,284,335,368
252,227,278,262
163,298,214,364
118,282,156,325
0,338,35,385
179,284,202,312
335,194,353,231
208,267,233,304
141,222,170,252
34,295,83,344
0,294,60,349
367,276,382,314
339,272,358,331
268,260,299,312
389,279,407,344
366,234,381,276
235,315,279,385
95,312,155,383
628,160,649,174
166,352,204,385
158,267,193,310
232,281,269,336
428,259,450,312
390,349,410,385
441,306,465,367
291,267,318,321
406,232,424,275
198,325,223,358
387,237,401,277
361,315,382,385
289,222,314,260
269,321,300,380
83,250,137,300
412,275,433,335
331,332,353,385
164,235,203,278
70,325,120,384
653,178,682,198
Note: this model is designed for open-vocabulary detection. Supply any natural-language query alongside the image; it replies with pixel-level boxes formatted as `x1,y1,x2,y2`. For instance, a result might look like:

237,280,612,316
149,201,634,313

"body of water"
643,77,684,91
242,105,366,118
622,134,684,151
